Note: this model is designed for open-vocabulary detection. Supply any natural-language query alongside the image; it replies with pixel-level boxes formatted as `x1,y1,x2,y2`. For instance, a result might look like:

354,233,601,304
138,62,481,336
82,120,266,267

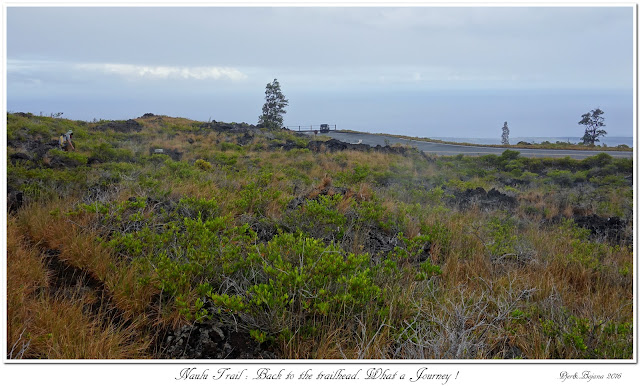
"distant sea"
430,136,634,148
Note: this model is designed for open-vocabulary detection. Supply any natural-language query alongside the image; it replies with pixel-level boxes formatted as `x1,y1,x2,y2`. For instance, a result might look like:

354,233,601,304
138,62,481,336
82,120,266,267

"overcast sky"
6,5,635,138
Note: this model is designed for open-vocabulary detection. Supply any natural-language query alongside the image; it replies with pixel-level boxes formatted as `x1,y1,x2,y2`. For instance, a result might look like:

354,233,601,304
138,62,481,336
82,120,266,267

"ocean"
9,88,634,144
430,136,634,147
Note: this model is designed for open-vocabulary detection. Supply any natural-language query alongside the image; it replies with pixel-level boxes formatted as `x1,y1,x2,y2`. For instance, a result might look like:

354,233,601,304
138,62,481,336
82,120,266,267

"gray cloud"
8,7,631,80
75,62,248,81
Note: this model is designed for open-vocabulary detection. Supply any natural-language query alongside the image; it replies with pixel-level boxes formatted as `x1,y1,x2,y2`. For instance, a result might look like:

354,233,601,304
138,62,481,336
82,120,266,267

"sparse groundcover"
6,112,632,359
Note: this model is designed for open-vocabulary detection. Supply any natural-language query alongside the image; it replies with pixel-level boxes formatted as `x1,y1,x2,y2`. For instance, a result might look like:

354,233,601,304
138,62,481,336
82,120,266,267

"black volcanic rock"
95,119,143,133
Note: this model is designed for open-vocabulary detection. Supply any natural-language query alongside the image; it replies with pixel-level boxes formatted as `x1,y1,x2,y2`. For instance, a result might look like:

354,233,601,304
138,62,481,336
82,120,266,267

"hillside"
6,112,633,359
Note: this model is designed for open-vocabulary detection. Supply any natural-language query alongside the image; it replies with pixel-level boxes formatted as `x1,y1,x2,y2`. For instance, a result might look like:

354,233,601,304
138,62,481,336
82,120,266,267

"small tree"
501,121,510,145
579,108,606,146
258,78,289,129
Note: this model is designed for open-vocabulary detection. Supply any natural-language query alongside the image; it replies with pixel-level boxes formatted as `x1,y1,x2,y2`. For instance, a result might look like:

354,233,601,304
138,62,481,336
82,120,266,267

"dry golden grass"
15,198,164,330
354,182,374,201
276,317,393,360
167,178,220,201
103,262,160,320
19,201,111,280
7,217,49,359
23,294,151,359
278,327,345,359
7,216,49,294
7,215,152,359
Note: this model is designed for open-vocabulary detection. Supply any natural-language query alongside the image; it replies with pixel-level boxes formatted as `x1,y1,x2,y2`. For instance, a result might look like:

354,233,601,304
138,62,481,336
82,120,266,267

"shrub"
90,143,135,163
500,149,520,161
486,217,518,258
220,142,242,152
176,196,219,220
421,221,452,256
213,152,238,166
519,171,538,183
612,158,633,174
194,159,213,171
581,153,612,169
354,196,394,231
233,172,281,215
522,158,545,173
541,309,632,359
48,149,89,166
479,154,501,167
207,233,381,341
285,148,311,157
287,194,348,240
547,170,574,186
337,164,371,185
425,186,446,204
386,233,442,281
106,213,256,321
550,156,579,171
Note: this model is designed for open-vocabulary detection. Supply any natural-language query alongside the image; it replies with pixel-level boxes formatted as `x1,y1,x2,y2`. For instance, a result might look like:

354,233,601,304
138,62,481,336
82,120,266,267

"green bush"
107,214,256,315
194,159,213,171
386,232,442,281
233,172,281,215
581,153,612,169
421,221,452,256
549,156,579,171
500,149,520,161
337,164,370,185
519,171,539,183
354,196,394,231
288,194,348,239
286,148,311,158
479,154,501,167
541,310,632,359
176,196,219,220
207,233,380,340
49,149,88,166
486,217,518,258
522,158,545,173
221,142,242,152
89,143,135,163
612,158,633,174
213,152,238,166
547,170,574,186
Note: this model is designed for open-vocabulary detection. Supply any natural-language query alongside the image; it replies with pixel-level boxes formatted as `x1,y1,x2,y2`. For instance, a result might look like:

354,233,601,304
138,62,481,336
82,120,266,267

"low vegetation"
6,112,633,359
358,131,633,152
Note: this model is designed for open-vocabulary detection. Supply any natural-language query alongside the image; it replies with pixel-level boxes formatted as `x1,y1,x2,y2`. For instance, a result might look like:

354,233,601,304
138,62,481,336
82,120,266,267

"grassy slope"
6,112,633,359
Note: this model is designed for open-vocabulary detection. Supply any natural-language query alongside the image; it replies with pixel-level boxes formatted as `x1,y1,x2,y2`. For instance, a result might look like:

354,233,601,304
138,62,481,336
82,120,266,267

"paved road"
309,131,633,160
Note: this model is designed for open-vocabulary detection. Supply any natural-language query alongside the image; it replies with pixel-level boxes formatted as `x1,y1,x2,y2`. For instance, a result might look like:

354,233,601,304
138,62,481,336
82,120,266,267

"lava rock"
308,138,371,152
162,320,275,359
448,187,517,211
7,185,24,213
574,214,628,244
9,152,32,163
148,147,183,161
95,119,143,133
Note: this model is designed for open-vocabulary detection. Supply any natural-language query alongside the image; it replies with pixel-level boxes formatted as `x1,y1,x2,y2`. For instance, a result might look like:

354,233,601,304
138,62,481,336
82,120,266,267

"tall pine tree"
258,79,289,129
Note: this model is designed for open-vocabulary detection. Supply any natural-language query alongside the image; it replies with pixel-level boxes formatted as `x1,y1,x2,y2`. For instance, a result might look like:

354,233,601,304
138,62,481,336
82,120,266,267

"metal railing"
285,124,337,132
